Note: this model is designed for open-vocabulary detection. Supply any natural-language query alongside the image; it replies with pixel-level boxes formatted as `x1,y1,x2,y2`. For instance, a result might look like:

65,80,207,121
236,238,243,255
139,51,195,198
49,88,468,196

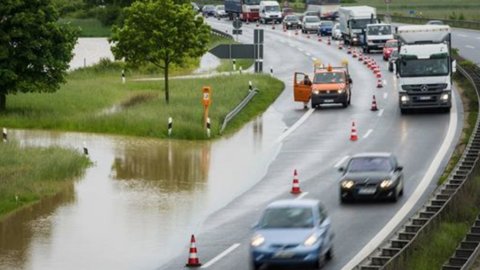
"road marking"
378,109,384,117
363,129,373,139
383,79,387,86
383,93,388,99
334,155,350,168
312,57,317,61
306,52,311,56
298,48,304,52
275,109,315,143
465,45,475,49
341,93,458,270
458,34,467,37
201,243,241,268
295,192,309,200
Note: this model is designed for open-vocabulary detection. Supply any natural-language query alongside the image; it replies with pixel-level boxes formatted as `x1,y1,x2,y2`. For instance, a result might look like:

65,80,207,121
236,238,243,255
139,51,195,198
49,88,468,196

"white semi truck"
395,25,456,113
338,6,378,46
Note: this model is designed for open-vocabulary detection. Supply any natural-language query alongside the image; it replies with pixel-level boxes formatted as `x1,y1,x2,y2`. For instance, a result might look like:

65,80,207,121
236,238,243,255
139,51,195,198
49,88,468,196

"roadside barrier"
186,234,202,267
210,28,233,40
355,64,480,270
291,169,302,194
220,84,259,134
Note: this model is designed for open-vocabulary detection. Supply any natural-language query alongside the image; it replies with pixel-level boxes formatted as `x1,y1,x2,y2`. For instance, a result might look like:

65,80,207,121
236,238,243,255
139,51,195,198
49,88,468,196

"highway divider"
355,63,480,270
210,27,233,40
220,85,259,134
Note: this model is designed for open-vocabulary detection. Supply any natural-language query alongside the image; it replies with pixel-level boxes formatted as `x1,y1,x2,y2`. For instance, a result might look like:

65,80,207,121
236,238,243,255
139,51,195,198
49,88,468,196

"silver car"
302,16,321,34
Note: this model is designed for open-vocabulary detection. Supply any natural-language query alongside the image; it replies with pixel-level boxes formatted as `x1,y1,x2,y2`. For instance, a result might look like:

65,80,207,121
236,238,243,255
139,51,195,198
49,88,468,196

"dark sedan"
282,15,301,30
338,153,404,203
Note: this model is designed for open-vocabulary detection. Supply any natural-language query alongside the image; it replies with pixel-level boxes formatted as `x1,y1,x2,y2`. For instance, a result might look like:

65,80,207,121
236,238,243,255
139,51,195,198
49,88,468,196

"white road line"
200,243,241,268
341,94,458,270
334,155,350,168
298,48,304,52
295,192,309,200
363,129,373,139
383,93,388,99
378,109,384,117
306,52,311,56
312,57,317,61
465,45,475,49
383,79,387,86
275,109,315,143
458,34,467,38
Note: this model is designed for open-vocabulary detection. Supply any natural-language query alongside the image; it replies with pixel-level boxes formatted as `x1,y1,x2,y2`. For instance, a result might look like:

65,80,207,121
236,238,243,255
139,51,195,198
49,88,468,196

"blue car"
317,20,334,36
250,199,334,269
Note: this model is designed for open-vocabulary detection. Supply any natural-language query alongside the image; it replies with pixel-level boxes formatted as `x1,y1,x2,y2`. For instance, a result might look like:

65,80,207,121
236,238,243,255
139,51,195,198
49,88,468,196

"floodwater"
0,107,286,269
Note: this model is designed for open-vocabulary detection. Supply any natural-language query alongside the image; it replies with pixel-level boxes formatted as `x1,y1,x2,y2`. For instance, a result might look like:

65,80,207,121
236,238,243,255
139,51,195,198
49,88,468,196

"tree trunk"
164,61,170,104
0,93,6,112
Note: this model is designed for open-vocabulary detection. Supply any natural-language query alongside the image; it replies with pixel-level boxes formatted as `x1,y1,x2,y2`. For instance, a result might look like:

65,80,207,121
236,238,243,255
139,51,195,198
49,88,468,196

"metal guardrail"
220,88,258,134
210,27,233,40
355,64,480,270
378,13,480,30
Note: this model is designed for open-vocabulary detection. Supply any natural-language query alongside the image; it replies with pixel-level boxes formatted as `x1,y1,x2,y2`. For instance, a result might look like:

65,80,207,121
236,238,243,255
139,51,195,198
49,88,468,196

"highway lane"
158,19,463,270
451,28,480,64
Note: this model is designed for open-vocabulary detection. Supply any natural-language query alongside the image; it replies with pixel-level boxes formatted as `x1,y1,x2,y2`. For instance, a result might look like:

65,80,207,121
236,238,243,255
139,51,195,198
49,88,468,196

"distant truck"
224,0,260,21
338,6,378,46
395,25,455,113
305,0,340,20
259,1,282,24
363,23,394,53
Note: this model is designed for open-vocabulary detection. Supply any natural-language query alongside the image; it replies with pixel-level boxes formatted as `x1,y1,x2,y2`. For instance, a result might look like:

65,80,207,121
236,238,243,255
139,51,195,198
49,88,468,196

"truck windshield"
313,72,345,83
244,0,260,5
265,5,280,11
349,19,372,30
367,25,392,35
399,56,449,77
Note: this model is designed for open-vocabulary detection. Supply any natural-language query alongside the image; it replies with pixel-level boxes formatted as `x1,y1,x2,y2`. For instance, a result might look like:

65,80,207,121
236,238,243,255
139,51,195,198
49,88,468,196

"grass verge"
0,141,90,219
0,64,284,140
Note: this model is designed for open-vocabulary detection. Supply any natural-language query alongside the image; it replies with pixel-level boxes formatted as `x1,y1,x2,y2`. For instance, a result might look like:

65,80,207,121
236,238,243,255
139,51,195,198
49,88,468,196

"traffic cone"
318,37,322,42
350,121,358,141
272,21,275,30
291,169,302,194
347,46,352,54
376,72,382,79
338,42,343,50
377,78,383,88
367,61,372,69
352,49,357,58
358,53,363,61
327,37,331,45
186,234,202,267
364,57,369,65
371,95,378,111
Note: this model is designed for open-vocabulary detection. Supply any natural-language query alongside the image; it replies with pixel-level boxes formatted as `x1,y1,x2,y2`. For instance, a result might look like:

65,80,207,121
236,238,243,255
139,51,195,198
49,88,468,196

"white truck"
259,1,282,24
395,25,456,113
363,23,394,53
338,6,378,46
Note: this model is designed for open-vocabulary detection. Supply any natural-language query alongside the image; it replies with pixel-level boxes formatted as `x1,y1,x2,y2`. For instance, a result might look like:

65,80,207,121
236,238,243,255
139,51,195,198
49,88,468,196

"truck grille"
402,84,448,93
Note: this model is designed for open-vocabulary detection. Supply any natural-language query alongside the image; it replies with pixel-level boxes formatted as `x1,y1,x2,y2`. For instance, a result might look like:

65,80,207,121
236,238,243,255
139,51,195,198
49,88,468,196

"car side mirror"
396,166,403,171
452,60,457,73
348,78,353,84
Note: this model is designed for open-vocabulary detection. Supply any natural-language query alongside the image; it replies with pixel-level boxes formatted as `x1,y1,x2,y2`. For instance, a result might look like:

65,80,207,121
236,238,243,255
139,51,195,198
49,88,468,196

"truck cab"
363,23,394,53
259,1,282,24
293,64,352,108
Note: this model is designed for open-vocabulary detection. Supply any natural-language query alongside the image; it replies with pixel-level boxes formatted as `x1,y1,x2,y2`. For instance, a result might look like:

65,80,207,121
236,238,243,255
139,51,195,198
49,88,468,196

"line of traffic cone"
186,234,202,267
350,121,358,141
371,95,378,111
291,169,302,194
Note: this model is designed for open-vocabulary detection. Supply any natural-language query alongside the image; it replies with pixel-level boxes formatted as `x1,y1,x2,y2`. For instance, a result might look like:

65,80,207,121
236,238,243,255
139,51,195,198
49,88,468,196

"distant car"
318,20,334,36
202,5,216,17
250,199,334,270
302,15,321,34
332,23,342,40
281,7,293,19
383,39,399,61
303,10,320,19
214,5,227,18
191,2,200,13
388,50,399,72
282,15,301,30
426,20,444,25
338,153,404,203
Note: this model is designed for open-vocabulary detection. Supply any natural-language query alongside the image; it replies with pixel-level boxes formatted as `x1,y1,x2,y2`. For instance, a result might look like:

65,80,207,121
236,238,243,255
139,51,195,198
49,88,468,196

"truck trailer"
224,0,260,21
338,6,378,46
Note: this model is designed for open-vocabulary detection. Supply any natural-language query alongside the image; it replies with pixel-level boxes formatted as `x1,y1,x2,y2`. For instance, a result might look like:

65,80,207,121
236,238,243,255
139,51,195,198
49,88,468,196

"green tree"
110,0,210,104
0,0,78,111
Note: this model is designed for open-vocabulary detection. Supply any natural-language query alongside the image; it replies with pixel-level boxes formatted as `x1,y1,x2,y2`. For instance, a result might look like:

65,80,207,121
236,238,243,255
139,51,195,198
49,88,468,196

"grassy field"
0,64,283,140
0,142,90,219
58,18,111,37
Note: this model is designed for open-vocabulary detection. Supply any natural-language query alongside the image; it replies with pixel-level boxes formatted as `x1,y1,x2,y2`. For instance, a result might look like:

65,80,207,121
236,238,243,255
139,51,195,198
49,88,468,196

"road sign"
209,44,255,59
233,18,242,29
232,29,242,35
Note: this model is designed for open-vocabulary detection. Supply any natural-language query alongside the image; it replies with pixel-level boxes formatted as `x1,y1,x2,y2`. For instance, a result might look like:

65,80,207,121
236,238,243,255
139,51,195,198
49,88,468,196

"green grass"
59,18,111,37
216,59,255,72
0,65,284,140
0,141,90,219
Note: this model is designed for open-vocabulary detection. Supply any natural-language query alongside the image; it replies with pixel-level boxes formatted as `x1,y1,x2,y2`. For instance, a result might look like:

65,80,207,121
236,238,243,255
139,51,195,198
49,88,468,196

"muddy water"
0,108,285,270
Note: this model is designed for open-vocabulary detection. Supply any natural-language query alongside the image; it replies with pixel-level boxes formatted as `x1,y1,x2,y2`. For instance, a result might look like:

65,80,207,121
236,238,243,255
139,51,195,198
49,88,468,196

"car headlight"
251,234,265,247
353,37,358,41
287,22,291,25
304,234,319,246
313,90,319,95
401,95,409,102
380,179,393,189
341,180,354,189
337,89,344,94
441,93,450,101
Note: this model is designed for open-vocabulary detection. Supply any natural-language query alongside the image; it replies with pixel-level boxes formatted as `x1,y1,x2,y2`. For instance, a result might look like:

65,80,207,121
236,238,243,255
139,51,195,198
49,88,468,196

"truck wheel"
342,101,348,108
400,108,409,114
388,64,393,72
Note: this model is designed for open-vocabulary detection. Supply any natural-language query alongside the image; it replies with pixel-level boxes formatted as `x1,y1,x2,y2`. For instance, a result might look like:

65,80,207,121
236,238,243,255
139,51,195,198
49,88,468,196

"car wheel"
391,187,399,202
250,262,261,270
340,196,350,204
326,246,333,261
342,100,348,108
315,252,326,269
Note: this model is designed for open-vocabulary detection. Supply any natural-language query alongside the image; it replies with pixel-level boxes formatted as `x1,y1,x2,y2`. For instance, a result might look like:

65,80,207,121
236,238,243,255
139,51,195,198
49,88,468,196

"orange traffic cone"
327,37,331,45
376,72,382,78
371,95,378,111
291,170,302,194
358,53,363,61
272,21,275,30
318,37,322,42
295,29,298,35
377,78,383,88
186,235,202,267
347,46,352,54
338,42,343,50
350,121,358,141
364,57,369,65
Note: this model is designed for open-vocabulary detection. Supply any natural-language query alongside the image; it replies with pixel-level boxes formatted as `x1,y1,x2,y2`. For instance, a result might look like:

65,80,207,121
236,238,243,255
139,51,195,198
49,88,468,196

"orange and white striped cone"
352,49,358,58
377,78,383,88
371,95,378,111
350,121,358,141
186,235,202,267
376,72,382,79
327,37,331,45
358,53,363,61
364,57,369,65
347,46,352,54
291,169,302,194
318,36,322,42
271,21,275,30
338,42,343,50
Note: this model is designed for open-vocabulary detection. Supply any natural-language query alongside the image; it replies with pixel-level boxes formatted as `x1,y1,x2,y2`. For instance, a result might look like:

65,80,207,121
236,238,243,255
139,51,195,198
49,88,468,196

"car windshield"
259,207,314,228
285,16,298,21
245,0,260,5
313,72,345,83
385,41,398,48
321,21,333,27
350,18,371,29
347,157,392,172
306,16,320,23
367,25,392,35
216,5,224,10
399,54,449,77
265,5,280,11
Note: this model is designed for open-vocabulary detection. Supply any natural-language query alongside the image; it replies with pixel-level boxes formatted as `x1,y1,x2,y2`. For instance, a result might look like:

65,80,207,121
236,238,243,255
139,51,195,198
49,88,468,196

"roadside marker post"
83,141,89,156
168,117,173,137
206,117,211,138
2,128,7,142
121,69,126,84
